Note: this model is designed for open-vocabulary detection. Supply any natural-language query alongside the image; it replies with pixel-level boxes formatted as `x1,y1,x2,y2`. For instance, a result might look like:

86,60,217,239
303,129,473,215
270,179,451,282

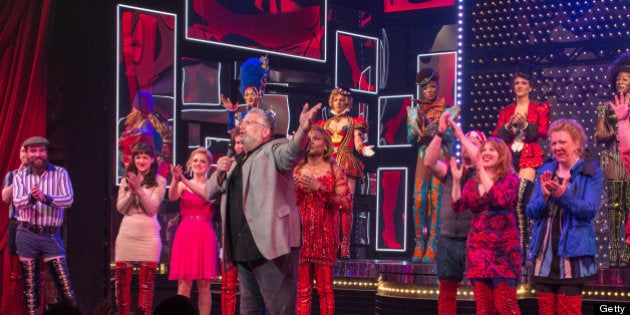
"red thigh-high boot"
115,262,133,315
557,294,582,315
473,281,494,315
315,265,335,315
438,280,459,315
10,255,26,315
20,259,40,315
536,292,557,315
493,282,521,314
381,171,402,249
296,263,314,315
137,262,157,315
221,264,238,315
340,211,353,259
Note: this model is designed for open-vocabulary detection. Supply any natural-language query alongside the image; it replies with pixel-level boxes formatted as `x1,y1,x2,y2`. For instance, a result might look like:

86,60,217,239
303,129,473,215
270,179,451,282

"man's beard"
29,157,48,172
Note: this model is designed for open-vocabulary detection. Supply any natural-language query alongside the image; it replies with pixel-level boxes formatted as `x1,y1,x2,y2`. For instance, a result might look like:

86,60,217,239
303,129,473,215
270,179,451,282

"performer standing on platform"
452,137,522,314
493,72,550,261
424,111,485,314
408,67,456,263
221,56,269,132
207,104,321,314
294,125,352,315
168,148,218,315
2,147,27,314
12,136,76,314
527,119,603,314
115,143,166,315
597,52,630,267
610,92,630,246
317,86,374,258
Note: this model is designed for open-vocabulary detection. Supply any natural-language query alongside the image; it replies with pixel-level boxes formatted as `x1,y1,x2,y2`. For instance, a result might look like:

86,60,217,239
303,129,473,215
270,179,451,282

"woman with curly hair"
597,52,630,267
452,138,521,314
527,119,603,314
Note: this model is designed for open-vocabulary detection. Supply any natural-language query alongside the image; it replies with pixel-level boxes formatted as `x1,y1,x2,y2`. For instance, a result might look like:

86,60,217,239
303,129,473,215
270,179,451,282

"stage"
115,259,630,314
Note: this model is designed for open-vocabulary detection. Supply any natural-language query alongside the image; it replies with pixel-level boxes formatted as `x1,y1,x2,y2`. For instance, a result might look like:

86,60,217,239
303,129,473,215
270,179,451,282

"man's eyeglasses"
241,120,267,128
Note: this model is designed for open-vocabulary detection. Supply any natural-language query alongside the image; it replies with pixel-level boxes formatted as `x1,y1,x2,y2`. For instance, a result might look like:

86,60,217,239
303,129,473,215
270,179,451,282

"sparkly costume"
407,97,455,263
596,104,630,267
494,101,550,263
317,115,368,179
317,114,368,258
294,164,351,315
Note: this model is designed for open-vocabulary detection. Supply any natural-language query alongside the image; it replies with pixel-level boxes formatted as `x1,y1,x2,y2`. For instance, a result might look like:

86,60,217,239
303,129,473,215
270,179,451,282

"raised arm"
424,111,450,179
2,172,13,204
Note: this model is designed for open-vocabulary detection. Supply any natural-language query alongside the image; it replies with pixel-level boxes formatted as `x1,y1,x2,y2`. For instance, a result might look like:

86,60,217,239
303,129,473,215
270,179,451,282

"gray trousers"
237,247,300,315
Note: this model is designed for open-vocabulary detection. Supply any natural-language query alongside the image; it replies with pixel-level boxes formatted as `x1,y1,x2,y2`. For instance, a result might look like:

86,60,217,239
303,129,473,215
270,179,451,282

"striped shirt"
2,170,19,219
12,163,74,227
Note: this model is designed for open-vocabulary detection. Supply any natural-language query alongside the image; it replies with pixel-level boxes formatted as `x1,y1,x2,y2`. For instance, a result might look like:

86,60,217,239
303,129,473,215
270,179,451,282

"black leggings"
536,283,583,296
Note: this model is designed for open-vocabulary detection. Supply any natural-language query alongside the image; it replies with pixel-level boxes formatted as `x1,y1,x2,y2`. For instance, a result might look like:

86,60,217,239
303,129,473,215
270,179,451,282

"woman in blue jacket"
527,119,603,315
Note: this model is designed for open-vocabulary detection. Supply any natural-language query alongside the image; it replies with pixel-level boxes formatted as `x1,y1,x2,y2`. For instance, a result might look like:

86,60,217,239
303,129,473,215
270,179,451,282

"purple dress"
169,190,218,280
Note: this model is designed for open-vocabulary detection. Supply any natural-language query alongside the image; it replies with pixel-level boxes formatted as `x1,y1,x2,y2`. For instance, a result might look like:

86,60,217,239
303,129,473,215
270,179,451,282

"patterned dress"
294,165,351,265
452,173,522,279
169,190,218,280
317,115,368,179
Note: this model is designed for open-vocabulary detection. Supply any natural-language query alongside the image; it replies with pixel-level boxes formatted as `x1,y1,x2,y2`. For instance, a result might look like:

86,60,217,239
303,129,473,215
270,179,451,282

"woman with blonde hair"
452,137,521,314
294,125,352,314
168,147,219,315
527,119,603,314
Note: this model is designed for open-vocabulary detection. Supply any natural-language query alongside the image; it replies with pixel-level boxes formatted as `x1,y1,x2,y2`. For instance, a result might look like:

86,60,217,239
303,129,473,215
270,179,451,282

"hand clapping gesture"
170,165,183,182
220,94,238,111
450,157,463,182
125,172,142,192
540,170,569,199
296,173,323,191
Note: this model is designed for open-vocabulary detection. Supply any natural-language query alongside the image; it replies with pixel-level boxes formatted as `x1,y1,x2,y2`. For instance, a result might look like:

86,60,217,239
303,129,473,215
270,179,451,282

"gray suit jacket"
205,138,306,265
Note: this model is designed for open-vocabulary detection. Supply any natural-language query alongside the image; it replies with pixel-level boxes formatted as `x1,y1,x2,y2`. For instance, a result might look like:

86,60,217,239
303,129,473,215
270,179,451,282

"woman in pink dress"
168,147,218,315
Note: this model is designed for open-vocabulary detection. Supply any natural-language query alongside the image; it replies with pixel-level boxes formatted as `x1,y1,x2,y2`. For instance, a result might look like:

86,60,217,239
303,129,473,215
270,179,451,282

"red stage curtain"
0,0,51,312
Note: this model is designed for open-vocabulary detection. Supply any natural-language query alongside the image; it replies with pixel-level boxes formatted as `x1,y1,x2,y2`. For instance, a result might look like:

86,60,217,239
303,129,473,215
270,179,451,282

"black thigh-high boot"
45,257,76,305
516,178,534,263
21,259,40,315
608,180,624,267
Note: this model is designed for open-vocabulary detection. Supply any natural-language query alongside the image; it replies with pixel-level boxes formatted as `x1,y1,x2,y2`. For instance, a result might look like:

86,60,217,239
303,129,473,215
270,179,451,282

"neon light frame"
335,30,380,95
375,167,408,252
377,95,414,148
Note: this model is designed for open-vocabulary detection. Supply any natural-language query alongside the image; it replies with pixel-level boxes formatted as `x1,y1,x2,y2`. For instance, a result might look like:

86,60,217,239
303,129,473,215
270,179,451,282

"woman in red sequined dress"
316,86,373,258
294,125,352,315
452,137,522,314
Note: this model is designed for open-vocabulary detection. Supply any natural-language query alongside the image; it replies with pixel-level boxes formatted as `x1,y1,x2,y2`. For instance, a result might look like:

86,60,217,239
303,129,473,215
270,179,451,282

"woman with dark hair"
294,125,352,314
452,137,521,314
408,67,458,263
221,56,268,132
115,144,166,315
598,52,630,267
493,71,550,262
168,147,218,315
527,119,603,314
316,86,373,258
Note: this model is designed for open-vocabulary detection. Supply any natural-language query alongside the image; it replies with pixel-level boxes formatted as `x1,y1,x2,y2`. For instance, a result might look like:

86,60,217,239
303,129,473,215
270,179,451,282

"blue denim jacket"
526,158,603,258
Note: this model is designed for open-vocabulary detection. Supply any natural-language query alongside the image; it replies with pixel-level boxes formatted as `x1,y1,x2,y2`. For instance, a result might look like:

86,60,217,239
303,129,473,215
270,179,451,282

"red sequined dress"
294,166,351,265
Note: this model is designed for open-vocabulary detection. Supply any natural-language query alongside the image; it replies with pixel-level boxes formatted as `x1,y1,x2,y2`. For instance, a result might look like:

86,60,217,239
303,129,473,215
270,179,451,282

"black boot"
608,180,624,268
45,257,76,305
516,178,534,263
20,259,40,315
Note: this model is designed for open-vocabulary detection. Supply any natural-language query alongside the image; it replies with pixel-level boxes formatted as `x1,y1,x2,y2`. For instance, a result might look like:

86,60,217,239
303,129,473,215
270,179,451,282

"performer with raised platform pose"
317,86,374,258
527,119,603,314
598,52,630,267
493,71,550,264
452,137,521,314
115,143,166,315
408,67,456,263
294,125,352,315
221,56,269,132
168,148,218,315
424,111,485,314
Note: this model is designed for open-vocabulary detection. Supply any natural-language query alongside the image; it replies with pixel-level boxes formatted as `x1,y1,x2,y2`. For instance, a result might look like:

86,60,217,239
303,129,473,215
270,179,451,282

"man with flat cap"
12,136,76,314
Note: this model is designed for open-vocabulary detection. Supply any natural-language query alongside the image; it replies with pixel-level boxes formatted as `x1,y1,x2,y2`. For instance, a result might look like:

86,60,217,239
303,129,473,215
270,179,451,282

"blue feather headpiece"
240,56,269,97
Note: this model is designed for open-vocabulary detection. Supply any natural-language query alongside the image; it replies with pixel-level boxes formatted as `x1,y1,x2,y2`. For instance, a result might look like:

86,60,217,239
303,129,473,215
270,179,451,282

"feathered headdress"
240,56,269,96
